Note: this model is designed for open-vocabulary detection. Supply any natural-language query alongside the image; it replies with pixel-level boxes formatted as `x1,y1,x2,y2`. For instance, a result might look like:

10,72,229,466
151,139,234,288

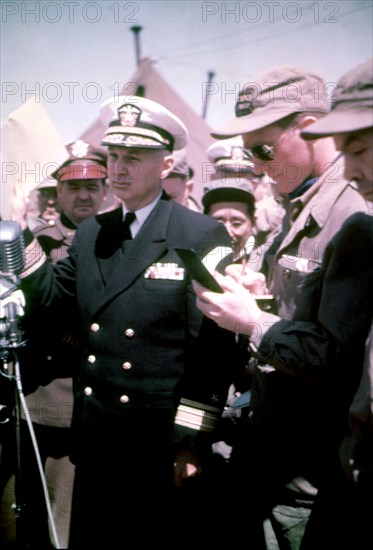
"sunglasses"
244,121,300,162
245,144,276,162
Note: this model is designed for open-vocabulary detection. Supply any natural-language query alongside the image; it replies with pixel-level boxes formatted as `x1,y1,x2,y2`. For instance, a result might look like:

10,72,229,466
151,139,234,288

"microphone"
0,221,25,276
0,221,26,347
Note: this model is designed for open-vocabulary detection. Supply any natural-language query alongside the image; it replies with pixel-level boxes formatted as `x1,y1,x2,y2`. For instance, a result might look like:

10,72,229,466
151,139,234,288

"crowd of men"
0,58,372,549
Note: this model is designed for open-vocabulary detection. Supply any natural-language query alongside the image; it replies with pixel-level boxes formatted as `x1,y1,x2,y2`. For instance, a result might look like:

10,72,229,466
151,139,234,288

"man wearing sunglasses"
194,64,371,548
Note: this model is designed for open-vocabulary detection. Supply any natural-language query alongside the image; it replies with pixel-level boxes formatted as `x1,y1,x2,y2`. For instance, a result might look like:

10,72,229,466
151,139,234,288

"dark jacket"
253,210,373,489
21,196,236,467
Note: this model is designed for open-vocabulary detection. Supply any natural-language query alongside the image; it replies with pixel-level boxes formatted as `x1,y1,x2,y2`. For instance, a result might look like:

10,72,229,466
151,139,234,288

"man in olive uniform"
193,64,371,548
14,97,236,547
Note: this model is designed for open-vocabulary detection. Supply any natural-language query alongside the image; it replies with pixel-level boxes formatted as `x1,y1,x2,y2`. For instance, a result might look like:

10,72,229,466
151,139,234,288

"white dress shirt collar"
121,192,162,238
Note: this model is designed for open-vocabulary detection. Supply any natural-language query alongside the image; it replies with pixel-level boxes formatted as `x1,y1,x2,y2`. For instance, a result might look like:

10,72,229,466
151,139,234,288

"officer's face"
38,187,60,221
242,117,317,195
57,179,107,224
208,202,254,254
107,146,173,210
334,128,373,203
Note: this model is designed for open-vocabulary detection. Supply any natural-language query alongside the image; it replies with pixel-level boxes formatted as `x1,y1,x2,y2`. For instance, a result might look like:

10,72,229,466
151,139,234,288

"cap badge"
235,85,262,117
71,139,90,158
118,104,141,127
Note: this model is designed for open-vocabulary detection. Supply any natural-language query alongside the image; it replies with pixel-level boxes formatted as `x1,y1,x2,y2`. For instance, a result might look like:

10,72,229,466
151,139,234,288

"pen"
241,257,247,275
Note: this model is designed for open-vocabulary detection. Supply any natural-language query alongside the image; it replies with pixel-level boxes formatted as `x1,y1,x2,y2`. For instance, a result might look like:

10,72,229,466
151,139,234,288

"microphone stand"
0,276,62,549
0,276,28,550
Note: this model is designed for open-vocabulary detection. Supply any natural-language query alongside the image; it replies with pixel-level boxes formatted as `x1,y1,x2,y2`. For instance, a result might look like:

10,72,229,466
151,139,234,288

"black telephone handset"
175,248,224,293
175,247,276,312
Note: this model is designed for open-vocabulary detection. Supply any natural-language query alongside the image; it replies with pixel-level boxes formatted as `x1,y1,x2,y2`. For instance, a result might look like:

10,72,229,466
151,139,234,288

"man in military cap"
13,96,235,547
33,139,107,260
201,138,258,475
202,136,284,262
297,57,373,550
162,148,201,211
193,64,371,548
203,137,258,262
6,141,108,549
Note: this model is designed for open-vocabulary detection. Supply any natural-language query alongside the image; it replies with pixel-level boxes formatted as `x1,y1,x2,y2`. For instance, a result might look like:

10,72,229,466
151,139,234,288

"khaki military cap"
301,58,373,139
212,65,329,139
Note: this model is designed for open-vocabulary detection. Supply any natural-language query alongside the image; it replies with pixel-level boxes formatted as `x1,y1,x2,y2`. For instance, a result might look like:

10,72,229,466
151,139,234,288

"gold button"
90,323,100,332
84,387,93,396
87,355,96,364
122,361,132,370
124,328,135,338
120,394,129,404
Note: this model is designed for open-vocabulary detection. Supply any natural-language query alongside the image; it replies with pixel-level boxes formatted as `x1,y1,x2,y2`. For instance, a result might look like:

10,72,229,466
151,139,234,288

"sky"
1,0,372,143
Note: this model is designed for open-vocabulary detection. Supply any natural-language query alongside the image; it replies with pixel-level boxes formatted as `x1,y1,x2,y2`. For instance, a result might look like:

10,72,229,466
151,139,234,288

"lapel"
95,207,124,282
92,198,172,315
276,178,323,258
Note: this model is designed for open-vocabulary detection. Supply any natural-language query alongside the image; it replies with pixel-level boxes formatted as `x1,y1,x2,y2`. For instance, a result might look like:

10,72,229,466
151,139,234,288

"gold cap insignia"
118,104,141,127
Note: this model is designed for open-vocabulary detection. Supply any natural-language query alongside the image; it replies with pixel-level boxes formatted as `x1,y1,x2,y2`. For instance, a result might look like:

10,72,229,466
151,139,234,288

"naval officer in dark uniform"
16,96,236,547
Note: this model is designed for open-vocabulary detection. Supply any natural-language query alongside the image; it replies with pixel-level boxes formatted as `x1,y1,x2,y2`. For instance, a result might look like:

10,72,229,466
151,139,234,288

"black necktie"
121,211,136,241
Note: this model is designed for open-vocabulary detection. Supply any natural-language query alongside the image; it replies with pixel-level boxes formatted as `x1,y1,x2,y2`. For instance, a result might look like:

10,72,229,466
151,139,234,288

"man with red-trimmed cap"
11,96,236,547
33,140,108,259
1,141,109,549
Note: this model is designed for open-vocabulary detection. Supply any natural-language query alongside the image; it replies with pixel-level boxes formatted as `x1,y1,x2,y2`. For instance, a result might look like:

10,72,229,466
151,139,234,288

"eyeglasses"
246,144,276,162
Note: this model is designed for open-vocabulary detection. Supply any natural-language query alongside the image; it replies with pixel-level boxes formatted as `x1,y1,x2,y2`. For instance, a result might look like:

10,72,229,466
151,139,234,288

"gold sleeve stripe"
178,398,221,414
175,399,221,432
19,239,47,279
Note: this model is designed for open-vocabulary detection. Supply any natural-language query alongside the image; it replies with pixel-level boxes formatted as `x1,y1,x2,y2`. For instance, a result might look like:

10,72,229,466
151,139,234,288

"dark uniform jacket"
248,159,372,491
21,195,236,467
20,212,80,426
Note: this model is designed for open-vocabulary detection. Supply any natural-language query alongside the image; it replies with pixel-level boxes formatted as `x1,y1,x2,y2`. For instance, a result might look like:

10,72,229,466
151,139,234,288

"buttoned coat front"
21,195,236,468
